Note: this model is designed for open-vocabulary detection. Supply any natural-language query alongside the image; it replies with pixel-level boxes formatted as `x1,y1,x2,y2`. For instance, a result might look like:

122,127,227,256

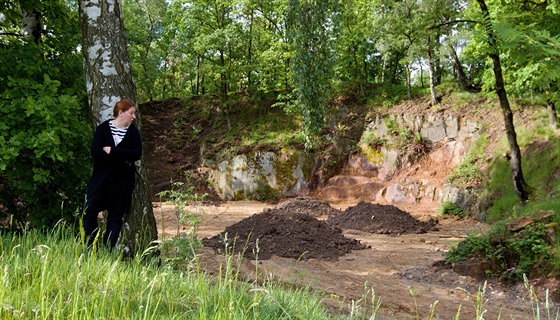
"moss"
233,190,245,201
359,144,384,166
275,148,301,191
250,181,280,201
297,150,317,182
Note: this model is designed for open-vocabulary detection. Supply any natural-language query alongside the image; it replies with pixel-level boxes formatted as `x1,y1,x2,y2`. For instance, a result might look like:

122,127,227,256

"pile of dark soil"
202,208,368,261
272,196,342,218
327,201,438,235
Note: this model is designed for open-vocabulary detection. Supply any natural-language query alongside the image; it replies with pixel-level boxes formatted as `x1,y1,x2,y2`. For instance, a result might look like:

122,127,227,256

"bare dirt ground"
154,199,545,319
142,98,558,319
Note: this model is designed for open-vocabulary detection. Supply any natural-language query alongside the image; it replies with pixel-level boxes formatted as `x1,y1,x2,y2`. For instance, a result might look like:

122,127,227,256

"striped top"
109,121,129,146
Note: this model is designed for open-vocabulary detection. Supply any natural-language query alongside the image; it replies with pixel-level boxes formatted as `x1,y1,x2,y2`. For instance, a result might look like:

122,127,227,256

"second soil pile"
203,198,438,261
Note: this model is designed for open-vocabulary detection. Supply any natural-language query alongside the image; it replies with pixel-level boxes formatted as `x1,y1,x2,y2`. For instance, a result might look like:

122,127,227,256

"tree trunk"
448,42,471,90
477,0,529,202
21,5,42,44
381,56,386,83
405,63,412,99
246,7,254,94
220,50,228,100
418,58,424,88
78,0,158,256
426,34,438,105
351,43,365,97
547,98,558,130
195,56,201,95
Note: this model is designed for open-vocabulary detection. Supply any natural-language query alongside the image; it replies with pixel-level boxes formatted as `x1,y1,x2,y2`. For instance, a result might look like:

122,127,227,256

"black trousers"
83,179,127,249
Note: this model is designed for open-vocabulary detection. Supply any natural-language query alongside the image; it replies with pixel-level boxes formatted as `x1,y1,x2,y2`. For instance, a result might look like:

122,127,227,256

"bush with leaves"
438,201,467,218
0,2,90,229
445,221,555,281
0,42,90,229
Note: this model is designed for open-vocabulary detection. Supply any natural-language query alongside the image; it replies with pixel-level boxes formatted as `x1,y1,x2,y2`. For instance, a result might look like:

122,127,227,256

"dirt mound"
327,201,438,235
273,196,342,218
202,208,368,261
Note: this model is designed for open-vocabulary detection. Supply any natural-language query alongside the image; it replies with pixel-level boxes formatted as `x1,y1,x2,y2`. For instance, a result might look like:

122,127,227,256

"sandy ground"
154,200,545,319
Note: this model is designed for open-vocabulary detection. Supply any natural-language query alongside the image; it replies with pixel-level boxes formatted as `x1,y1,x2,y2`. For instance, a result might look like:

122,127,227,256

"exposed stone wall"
362,113,480,208
207,112,481,211
207,149,310,200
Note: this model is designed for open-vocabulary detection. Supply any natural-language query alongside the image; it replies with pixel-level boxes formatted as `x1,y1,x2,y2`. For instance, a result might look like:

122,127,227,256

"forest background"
0,0,560,277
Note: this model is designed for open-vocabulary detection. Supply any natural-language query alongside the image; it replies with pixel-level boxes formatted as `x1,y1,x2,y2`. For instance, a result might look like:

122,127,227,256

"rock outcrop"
206,111,481,212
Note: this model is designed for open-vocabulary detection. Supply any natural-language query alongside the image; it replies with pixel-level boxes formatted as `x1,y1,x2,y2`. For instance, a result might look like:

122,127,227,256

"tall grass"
2,225,559,319
0,226,332,320
485,129,560,222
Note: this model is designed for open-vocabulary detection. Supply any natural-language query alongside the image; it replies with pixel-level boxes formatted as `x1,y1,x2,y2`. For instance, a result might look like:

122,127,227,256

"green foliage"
438,201,466,218
447,135,489,188
0,69,90,229
445,221,556,280
332,0,379,92
249,181,280,202
501,223,553,280
157,179,206,269
484,136,560,221
366,84,412,109
360,130,386,150
286,0,339,148
445,232,493,264
0,1,89,229
215,95,303,152
0,226,332,319
463,0,560,105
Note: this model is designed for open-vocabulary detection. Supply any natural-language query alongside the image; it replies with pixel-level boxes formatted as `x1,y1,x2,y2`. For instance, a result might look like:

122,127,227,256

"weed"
347,282,382,319
438,201,467,218
360,130,386,150
0,226,332,319
445,221,555,281
445,232,492,264
406,133,430,161
157,177,207,269
447,134,489,188
523,274,560,320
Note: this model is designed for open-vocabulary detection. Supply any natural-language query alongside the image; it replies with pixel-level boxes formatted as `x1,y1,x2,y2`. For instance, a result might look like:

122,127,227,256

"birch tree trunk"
426,34,438,105
78,0,157,256
405,63,412,100
547,98,558,130
21,5,42,44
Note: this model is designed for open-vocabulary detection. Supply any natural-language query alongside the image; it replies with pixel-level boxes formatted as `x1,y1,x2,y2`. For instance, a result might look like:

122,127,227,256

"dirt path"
155,200,538,319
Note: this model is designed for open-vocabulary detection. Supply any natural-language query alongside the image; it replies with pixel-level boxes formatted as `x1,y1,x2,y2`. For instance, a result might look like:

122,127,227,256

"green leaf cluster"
0,74,91,228
445,222,556,280
438,201,466,218
0,2,90,229
286,0,339,148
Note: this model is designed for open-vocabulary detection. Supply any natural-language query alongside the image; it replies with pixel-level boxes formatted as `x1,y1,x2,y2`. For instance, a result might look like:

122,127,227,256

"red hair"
113,99,136,117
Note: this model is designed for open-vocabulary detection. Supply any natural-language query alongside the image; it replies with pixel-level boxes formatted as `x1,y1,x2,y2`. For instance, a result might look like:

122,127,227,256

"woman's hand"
103,146,111,154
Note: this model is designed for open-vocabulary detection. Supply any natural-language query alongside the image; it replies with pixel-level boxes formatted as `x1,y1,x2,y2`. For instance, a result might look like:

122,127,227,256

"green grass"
0,227,334,320
447,132,560,281
485,135,560,221
219,96,304,149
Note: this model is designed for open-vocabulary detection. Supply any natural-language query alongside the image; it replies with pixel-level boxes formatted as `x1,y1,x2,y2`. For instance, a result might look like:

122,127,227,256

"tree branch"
0,32,24,37
428,19,478,30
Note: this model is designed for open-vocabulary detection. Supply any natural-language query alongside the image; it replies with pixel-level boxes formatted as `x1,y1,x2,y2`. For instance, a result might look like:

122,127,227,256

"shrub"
445,221,555,280
157,179,206,269
438,201,466,218
0,75,90,229
447,135,488,188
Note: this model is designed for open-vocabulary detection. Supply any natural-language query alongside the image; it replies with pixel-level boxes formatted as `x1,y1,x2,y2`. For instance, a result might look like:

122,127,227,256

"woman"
83,99,142,249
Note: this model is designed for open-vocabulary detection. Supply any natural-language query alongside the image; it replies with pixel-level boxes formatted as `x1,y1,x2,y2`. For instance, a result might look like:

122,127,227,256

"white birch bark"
78,0,157,256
